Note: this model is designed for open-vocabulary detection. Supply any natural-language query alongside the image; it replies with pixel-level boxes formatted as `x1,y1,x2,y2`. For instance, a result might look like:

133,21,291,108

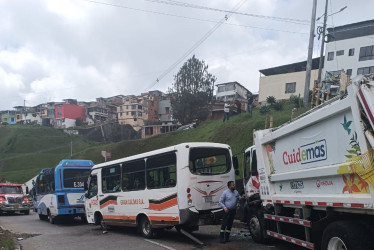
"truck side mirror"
232,156,239,170
85,190,89,198
84,181,88,191
26,186,29,195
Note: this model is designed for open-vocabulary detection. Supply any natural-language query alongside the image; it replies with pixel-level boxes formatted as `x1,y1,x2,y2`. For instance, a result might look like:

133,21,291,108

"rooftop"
327,19,374,42
259,57,322,76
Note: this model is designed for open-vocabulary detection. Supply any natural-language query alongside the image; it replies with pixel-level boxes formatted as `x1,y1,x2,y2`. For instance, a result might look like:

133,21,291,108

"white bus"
84,142,238,238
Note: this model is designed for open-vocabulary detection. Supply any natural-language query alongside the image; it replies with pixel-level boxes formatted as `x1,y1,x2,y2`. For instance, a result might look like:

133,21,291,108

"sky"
0,0,373,110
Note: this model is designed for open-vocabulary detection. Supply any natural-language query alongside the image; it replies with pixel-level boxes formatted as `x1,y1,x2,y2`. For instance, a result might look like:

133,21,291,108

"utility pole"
317,0,329,83
303,0,318,107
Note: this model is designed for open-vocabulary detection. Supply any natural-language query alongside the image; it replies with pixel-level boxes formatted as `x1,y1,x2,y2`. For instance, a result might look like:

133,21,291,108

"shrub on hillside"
273,100,283,111
266,96,276,106
290,95,302,108
259,105,271,114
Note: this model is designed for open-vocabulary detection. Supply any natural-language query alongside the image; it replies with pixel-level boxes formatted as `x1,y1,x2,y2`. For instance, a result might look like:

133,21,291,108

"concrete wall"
324,35,374,77
258,69,318,103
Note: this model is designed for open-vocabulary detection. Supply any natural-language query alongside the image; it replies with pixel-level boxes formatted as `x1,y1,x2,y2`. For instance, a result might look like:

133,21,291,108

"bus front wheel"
48,211,55,224
140,217,154,239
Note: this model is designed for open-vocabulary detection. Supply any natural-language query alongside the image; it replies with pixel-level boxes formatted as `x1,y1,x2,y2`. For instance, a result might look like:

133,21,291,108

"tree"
266,96,276,106
75,117,83,127
170,55,216,124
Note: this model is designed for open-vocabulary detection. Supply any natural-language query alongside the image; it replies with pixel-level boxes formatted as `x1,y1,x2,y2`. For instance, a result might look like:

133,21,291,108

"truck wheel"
23,210,30,215
80,215,88,224
248,211,267,243
140,217,154,239
98,215,110,231
39,213,47,220
322,221,373,250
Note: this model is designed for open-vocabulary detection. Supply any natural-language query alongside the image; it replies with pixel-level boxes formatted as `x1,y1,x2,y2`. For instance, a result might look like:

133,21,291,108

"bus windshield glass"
189,147,231,175
0,186,23,194
63,169,91,188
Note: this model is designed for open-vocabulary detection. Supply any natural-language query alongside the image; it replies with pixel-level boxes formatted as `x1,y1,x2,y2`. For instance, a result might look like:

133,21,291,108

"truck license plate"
204,196,212,203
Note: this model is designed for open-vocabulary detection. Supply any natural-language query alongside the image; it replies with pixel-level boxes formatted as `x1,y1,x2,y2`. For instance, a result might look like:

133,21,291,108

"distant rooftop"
259,57,322,76
327,19,374,42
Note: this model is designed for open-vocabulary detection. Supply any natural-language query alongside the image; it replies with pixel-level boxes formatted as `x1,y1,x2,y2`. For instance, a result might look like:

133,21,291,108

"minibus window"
146,153,176,189
189,147,231,175
102,165,121,193
122,160,146,191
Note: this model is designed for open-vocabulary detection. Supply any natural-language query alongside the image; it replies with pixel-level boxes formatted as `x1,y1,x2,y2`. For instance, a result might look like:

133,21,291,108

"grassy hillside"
0,103,308,184
0,125,100,183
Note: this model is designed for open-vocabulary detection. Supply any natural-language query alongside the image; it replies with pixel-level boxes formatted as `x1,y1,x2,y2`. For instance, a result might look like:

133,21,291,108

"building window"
126,112,129,116
165,107,170,114
349,48,355,56
57,112,62,116
336,50,344,56
217,86,225,93
346,69,352,76
56,105,62,109
327,52,334,61
131,105,136,110
225,84,235,91
285,82,296,94
131,111,136,116
138,112,142,116
357,66,374,75
138,105,142,110
126,105,129,109
359,45,374,61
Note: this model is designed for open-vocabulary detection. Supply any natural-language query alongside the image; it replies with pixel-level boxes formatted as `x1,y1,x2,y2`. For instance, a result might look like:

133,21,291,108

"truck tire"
248,211,268,243
140,216,154,239
39,213,47,220
321,221,373,250
48,211,56,224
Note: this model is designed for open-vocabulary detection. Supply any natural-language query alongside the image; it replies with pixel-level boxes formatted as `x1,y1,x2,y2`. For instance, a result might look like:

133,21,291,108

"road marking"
144,239,177,250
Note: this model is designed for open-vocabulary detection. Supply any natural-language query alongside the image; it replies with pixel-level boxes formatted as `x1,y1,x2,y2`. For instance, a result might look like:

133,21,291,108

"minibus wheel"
48,210,55,224
140,217,154,238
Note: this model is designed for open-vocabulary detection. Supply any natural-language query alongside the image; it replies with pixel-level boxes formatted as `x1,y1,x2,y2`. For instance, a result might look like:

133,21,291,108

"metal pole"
70,140,73,157
317,0,329,83
303,0,318,107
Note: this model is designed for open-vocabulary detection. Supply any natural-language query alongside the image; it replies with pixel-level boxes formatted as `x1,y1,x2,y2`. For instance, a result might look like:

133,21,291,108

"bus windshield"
0,186,23,194
189,147,231,175
64,169,91,188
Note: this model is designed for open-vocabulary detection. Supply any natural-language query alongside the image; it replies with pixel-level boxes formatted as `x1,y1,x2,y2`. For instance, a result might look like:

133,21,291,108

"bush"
273,101,283,111
290,95,302,108
259,105,271,115
75,117,83,127
266,96,276,106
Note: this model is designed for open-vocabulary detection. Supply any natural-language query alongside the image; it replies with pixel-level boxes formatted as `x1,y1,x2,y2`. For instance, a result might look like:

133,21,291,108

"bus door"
100,164,121,222
85,173,99,224
243,147,259,197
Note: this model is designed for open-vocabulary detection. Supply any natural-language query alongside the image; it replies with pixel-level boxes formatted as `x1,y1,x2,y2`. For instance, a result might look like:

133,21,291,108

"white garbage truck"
242,74,374,250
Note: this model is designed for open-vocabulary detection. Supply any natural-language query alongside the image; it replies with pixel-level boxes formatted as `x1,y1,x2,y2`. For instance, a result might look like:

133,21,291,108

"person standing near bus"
219,181,240,243
223,102,230,122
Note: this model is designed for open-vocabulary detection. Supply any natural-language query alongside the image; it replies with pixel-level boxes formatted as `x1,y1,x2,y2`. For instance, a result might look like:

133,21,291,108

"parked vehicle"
242,74,374,250
34,159,94,223
0,182,30,215
84,142,238,238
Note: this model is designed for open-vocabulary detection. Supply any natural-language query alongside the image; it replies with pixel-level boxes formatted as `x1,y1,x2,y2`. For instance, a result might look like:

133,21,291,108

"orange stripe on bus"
100,200,118,209
149,197,178,211
149,216,179,221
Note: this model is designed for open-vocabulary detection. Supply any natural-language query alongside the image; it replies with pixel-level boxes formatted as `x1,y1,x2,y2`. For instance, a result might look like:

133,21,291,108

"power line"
82,0,308,35
144,0,248,91
141,0,312,25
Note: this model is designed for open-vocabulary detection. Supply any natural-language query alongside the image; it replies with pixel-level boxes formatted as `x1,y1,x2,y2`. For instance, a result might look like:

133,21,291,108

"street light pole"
317,0,329,84
303,0,318,107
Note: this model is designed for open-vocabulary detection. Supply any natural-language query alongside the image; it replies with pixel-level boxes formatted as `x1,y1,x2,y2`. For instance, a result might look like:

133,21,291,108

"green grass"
0,103,308,183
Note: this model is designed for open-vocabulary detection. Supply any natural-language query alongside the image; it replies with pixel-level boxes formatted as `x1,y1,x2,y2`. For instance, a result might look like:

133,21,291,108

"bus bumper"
179,207,223,226
57,206,85,216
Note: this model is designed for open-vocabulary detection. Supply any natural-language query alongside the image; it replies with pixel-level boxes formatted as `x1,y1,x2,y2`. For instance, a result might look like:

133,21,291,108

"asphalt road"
0,211,303,250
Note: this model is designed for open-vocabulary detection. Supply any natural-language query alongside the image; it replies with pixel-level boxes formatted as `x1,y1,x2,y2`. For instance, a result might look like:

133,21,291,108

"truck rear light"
0,197,5,203
58,195,65,204
186,188,190,193
187,194,191,199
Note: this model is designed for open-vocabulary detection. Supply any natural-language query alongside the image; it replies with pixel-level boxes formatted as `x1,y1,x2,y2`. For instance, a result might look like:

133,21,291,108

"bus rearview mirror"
232,156,239,170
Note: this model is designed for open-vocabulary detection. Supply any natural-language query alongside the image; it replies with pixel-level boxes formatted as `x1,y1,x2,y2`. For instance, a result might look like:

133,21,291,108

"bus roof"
92,142,231,170
57,159,94,168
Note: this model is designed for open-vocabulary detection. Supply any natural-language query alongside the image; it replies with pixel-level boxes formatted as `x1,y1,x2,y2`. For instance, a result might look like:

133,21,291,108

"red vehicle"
0,182,30,215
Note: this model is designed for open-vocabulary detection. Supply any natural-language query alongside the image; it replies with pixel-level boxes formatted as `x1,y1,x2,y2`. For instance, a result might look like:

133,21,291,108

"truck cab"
0,182,30,215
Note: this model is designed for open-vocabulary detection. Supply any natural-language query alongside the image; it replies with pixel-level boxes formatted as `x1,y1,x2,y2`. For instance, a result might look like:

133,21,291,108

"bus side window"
122,160,145,191
102,165,121,193
146,153,176,189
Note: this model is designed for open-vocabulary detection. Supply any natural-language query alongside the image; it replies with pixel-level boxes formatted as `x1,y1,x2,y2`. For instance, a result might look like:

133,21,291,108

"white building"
324,19,374,78
258,58,320,103
215,81,251,102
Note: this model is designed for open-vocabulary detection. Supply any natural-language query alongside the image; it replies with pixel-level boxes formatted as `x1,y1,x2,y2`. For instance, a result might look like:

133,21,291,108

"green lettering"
302,150,306,161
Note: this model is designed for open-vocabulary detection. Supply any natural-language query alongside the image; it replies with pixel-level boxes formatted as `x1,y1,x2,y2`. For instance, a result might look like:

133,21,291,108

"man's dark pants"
220,209,236,242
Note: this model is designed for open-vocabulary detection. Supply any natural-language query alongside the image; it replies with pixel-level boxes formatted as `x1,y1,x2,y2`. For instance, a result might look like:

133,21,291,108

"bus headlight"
188,199,193,206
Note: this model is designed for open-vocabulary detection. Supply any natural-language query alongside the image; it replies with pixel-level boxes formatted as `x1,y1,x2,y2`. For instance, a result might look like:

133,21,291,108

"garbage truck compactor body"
243,75,374,250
